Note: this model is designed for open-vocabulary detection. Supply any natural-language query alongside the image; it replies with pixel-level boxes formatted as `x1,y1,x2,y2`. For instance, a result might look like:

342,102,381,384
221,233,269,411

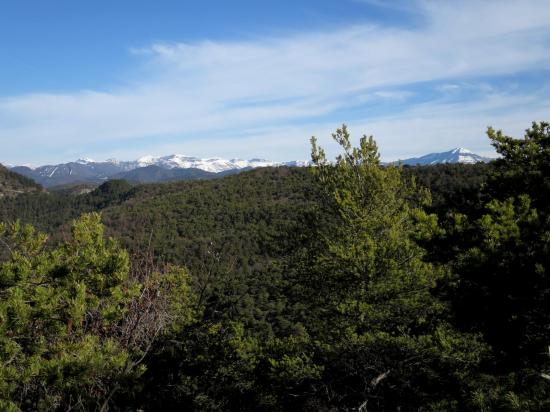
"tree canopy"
0,122,548,410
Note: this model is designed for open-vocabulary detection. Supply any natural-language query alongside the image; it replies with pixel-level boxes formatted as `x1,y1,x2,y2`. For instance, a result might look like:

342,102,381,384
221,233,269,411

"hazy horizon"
6,145,499,169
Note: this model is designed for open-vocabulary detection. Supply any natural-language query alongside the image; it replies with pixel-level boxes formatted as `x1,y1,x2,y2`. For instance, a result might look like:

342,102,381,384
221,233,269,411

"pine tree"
0,213,194,411
287,125,485,410
447,122,550,410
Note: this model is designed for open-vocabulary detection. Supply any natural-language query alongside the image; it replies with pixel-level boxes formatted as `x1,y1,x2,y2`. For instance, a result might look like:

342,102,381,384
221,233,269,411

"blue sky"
1,0,549,165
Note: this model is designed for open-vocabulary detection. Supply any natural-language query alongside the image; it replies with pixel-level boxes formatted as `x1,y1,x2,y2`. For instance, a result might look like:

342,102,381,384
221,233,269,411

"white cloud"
1,0,549,164
92,87,550,164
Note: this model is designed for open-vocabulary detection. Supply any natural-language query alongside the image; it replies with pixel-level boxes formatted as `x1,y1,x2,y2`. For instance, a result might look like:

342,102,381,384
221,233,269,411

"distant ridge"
10,155,310,187
396,148,492,166
0,164,42,196
9,148,492,188
112,165,217,183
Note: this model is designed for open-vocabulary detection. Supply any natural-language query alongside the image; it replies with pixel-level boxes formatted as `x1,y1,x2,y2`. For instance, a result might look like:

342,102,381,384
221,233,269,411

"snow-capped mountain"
11,161,129,187
397,148,492,166
10,155,310,187
75,158,96,165
131,154,285,173
9,148,491,188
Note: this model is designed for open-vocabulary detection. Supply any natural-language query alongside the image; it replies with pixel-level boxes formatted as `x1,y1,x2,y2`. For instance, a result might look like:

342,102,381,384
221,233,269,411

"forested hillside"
0,164,42,197
0,164,489,239
0,123,548,411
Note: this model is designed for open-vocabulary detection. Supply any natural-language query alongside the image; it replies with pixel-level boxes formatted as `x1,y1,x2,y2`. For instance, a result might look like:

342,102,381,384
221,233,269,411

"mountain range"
7,149,492,188
395,147,492,166
10,155,309,187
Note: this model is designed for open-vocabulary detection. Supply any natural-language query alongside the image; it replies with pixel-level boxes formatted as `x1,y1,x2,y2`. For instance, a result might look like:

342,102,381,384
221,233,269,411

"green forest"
0,122,548,411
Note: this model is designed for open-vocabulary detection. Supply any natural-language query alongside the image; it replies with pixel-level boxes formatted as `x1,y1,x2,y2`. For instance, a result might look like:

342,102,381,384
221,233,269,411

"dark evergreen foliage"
0,123,548,410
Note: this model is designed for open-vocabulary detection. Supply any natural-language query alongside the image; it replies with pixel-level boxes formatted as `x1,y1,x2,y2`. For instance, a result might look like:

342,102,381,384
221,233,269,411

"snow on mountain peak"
137,155,158,164
129,154,285,173
76,158,95,165
451,147,473,154
397,148,491,166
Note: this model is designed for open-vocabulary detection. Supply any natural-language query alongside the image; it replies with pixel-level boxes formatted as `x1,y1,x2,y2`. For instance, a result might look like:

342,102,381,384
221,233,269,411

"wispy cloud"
1,0,549,164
